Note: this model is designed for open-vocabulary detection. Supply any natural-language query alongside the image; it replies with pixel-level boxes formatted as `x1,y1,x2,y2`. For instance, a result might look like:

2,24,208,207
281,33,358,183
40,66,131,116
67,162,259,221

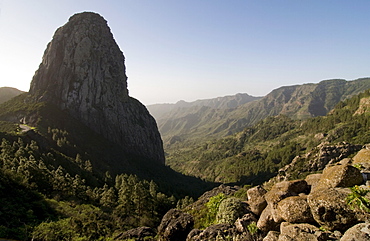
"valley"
0,11,370,241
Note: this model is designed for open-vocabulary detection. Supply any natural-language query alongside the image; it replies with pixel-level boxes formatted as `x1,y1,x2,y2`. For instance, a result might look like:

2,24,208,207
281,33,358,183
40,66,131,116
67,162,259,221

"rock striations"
29,12,164,164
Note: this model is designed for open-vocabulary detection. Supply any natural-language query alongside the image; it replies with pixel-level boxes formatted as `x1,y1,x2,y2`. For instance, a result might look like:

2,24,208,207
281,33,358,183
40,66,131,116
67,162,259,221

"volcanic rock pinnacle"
29,12,164,164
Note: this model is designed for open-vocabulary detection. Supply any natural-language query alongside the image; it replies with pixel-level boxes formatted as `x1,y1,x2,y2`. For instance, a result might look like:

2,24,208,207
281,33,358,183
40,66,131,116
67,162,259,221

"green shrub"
346,185,370,212
216,197,246,224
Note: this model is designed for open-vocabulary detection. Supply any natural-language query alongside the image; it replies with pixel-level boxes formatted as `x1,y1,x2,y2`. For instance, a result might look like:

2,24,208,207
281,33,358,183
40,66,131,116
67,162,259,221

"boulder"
263,231,279,241
257,204,281,232
234,213,258,233
186,223,238,241
264,179,309,223
305,173,322,190
247,185,267,216
307,187,358,231
340,222,370,241
114,226,156,240
314,164,363,190
277,195,315,224
158,209,194,241
353,148,370,170
265,180,309,206
278,222,326,241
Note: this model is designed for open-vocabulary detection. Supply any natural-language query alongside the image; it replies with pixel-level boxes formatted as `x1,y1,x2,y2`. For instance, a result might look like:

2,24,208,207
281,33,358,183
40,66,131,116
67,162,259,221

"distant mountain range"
148,78,370,145
0,87,24,104
148,93,261,120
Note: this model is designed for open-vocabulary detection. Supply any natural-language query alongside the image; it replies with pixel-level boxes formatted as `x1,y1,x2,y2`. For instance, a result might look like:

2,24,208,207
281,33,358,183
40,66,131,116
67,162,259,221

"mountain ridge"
0,87,24,104
154,78,370,146
147,93,261,120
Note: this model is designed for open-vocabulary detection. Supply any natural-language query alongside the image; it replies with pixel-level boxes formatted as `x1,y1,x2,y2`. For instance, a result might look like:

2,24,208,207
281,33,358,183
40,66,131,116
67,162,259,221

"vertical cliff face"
29,12,164,164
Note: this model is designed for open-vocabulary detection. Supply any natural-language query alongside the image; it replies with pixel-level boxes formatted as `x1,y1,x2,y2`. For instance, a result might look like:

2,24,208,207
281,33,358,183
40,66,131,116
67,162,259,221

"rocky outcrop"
114,226,156,241
28,12,164,164
158,209,194,241
273,142,362,182
157,147,370,241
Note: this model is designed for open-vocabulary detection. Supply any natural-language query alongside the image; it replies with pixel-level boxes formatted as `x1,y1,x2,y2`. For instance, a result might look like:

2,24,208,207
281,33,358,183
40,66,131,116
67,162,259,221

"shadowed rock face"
29,12,164,164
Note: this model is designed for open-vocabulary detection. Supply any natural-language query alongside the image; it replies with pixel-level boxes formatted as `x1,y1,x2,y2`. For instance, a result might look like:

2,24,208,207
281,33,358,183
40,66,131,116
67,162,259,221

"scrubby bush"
216,197,248,224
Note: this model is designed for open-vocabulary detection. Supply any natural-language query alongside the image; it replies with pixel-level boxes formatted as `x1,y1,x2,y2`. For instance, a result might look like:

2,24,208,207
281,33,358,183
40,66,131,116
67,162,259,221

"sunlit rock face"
29,12,165,164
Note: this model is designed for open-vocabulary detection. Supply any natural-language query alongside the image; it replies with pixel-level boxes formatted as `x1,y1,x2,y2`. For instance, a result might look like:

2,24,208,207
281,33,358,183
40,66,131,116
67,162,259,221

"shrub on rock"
216,197,249,225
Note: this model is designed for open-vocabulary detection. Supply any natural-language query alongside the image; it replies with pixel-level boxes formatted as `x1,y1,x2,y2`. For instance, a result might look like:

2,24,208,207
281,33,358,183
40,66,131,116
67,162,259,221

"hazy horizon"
1,1,369,105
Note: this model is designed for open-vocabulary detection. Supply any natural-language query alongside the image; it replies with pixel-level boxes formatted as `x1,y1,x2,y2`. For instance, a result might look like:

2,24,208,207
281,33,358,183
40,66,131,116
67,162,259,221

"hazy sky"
1,1,369,105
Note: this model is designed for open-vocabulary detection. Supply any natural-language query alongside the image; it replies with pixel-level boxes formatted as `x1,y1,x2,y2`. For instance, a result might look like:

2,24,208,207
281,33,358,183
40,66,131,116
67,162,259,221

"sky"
0,1,370,105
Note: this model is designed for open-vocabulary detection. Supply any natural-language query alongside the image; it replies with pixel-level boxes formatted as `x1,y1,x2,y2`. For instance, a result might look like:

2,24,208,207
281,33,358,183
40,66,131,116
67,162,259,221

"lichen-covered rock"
29,12,164,164
353,148,370,170
186,223,253,241
186,224,235,241
307,187,358,231
234,213,258,233
265,180,309,206
340,222,370,241
264,179,309,223
305,173,322,190
257,204,281,232
216,197,249,225
247,185,267,216
314,164,363,190
114,226,156,240
263,231,279,241
278,222,326,241
158,209,194,241
277,195,315,224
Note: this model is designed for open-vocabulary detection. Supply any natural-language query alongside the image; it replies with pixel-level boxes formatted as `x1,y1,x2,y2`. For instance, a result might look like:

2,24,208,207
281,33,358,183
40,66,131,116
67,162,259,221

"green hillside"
0,87,24,104
166,88,370,184
157,78,370,146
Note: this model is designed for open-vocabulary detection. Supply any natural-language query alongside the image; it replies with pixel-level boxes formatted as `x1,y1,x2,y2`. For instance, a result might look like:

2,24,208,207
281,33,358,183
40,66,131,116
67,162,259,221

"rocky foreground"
117,146,370,241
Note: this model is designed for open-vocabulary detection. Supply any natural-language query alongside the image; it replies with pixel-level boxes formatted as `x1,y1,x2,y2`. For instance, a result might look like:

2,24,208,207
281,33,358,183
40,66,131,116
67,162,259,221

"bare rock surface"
340,222,370,241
